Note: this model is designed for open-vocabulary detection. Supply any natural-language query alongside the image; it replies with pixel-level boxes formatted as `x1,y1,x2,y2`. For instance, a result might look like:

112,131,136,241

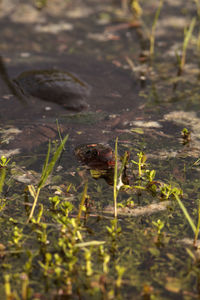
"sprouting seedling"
84,248,93,277
149,0,164,59
35,0,47,9
115,265,126,288
181,128,191,145
0,156,10,167
77,182,88,224
4,274,17,300
106,219,121,239
49,195,61,210
160,184,177,200
38,252,52,277
145,169,156,183
0,156,10,194
26,134,68,223
131,151,147,178
99,246,110,274
11,226,24,248
152,219,164,235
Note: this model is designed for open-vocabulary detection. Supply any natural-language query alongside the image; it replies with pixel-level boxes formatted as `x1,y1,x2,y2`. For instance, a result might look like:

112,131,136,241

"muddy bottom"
0,53,144,152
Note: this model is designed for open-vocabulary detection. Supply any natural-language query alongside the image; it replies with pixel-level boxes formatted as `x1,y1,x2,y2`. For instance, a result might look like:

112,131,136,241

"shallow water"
0,0,200,299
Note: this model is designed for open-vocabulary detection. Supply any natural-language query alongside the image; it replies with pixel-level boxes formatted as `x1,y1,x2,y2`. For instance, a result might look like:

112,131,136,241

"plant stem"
26,187,41,224
113,137,118,218
174,193,196,234
56,119,65,150
194,199,200,246
77,182,88,224
194,0,200,18
150,0,164,58
26,134,68,223
0,167,6,194
179,17,196,74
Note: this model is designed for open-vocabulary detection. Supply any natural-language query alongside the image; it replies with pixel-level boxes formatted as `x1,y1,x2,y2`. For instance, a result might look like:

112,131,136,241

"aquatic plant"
149,0,164,58
152,219,165,235
113,138,129,218
35,0,47,9
0,155,10,167
131,0,143,19
1,139,200,298
174,191,200,246
181,127,191,145
176,17,196,76
113,138,119,218
77,182,88,223
27,134,68,223
0,155,10,198
131,151,147,178
193,0,200,18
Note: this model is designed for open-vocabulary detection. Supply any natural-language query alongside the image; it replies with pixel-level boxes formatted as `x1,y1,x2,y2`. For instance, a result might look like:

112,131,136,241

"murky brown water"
1,0,200,299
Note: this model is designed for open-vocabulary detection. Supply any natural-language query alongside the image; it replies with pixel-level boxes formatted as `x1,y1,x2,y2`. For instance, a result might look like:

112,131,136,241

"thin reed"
27,134,68,223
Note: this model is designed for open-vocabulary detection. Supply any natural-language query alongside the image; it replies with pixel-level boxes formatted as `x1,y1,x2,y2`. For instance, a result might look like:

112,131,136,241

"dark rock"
13,69,90,111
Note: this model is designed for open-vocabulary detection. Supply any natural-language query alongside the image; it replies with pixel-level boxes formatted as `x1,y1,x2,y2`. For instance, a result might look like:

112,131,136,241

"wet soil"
0,53,143,152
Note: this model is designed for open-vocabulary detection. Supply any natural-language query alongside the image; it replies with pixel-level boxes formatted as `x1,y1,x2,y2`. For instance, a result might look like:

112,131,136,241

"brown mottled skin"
75,143,115,170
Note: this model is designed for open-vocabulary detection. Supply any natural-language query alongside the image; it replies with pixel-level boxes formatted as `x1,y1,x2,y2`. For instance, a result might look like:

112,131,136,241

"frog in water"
75,143,115,170
75,143,129,185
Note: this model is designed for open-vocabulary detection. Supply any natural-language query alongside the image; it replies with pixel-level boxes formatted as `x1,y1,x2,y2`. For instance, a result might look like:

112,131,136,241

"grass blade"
56,119,66,150
27,134,68,223
0,168,6,194
174,193,196,234
38,134,68,189
180,17,196,72
194,199,200,245
150,0,164,58
40,140,51,183
113,137,118,218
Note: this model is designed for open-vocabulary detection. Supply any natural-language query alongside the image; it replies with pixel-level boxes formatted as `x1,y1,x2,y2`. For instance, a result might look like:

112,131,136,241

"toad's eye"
85,149,98,158
85,149,98,157
92,149,98,157
85,149,92,157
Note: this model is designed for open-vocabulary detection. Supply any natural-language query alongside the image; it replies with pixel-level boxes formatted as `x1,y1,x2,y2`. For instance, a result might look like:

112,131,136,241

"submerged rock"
13,69,90,111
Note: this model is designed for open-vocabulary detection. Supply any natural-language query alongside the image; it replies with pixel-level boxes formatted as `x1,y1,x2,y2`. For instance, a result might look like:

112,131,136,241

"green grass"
149,0,164,58
177,17,196,75
27,134,68,223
